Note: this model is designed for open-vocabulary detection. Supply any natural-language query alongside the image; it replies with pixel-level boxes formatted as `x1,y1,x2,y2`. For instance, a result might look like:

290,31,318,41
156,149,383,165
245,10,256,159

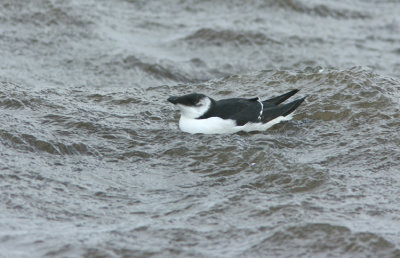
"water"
1,0,400,257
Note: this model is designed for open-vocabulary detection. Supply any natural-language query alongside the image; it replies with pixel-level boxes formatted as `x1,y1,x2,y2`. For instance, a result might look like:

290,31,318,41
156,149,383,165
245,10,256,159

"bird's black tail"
262,96,306,122
280,96,306,116
263,89,299,105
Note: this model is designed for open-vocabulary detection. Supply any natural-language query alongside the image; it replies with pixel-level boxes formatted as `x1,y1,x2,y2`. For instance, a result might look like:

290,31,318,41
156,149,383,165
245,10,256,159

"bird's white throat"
177,97,211,119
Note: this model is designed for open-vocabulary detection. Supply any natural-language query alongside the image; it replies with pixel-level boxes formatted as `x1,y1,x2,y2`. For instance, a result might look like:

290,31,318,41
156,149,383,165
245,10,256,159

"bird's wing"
216,95,306,126
200,98,262,126
198,94,306,126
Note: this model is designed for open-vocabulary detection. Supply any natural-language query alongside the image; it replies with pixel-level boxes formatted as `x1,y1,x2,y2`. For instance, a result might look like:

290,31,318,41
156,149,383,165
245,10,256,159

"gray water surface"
1,0,400,257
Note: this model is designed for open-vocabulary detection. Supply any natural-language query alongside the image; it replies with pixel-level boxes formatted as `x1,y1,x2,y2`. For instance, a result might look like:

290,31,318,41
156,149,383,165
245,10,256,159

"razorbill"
167,89,306,134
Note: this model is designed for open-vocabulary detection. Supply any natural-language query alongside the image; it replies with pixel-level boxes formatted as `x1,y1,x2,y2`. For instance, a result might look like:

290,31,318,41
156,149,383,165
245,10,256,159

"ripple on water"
244,164,327,194
1,0,400,256
269,0,371,19
1,55,400,258
184,28,281,47
0,130,94,156
246,223,400,257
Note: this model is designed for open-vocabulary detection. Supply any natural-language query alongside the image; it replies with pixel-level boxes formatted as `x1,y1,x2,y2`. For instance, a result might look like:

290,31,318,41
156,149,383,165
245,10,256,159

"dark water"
1,0,400,257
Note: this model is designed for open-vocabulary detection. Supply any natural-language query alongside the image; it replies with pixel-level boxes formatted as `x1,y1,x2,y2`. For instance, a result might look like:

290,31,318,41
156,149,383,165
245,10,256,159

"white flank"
179,113,294,134
179,116,238,134
240,113,294,133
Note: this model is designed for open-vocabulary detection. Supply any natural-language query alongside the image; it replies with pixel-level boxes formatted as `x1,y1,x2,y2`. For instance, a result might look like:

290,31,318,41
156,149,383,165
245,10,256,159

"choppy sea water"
1,0,400,257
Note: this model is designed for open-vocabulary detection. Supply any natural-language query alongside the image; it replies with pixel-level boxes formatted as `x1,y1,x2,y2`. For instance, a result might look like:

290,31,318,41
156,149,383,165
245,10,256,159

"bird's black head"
167,93,212,119
167,93,207,107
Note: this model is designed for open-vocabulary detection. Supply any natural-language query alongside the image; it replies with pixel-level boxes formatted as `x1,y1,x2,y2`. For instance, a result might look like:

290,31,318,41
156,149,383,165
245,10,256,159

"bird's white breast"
178,113,294,134
179,116,238,134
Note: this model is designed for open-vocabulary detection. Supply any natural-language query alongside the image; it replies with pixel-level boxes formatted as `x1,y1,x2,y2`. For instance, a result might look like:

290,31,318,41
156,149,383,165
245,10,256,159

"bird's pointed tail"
281,96,306,116
264,89,299,105
262,96,306,122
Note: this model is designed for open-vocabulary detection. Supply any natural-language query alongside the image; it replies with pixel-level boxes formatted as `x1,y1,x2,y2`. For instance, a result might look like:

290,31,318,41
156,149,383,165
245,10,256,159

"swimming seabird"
167,89,306,134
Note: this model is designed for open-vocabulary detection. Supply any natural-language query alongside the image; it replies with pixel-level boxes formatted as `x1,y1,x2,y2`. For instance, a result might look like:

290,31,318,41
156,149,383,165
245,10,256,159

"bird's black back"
198,97,263,126
198,90,306,126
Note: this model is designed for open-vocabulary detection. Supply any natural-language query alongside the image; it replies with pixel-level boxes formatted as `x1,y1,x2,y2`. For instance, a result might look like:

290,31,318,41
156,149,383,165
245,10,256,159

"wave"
184,28,281,47
245,223,400,257
122,56,194,83
263,0,371,19
0,130,94,156
2,0,92,27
